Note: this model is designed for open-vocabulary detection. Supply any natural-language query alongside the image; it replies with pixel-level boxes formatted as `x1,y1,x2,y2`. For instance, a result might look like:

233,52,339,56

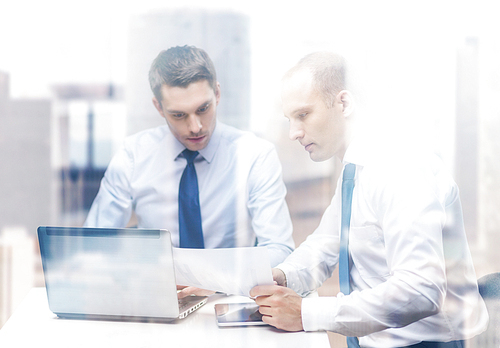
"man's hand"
176,285,215,299
272,268,287,286
249,285,303,331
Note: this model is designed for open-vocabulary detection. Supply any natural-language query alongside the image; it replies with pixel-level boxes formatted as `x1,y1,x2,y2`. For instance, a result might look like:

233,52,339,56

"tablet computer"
214,302,268,327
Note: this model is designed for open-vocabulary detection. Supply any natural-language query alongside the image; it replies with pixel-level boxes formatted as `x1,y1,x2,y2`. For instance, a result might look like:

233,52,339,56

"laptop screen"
38,226,181,319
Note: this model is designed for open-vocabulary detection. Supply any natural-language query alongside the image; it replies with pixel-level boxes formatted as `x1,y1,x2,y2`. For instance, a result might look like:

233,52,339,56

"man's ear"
215,82,221,106
152,97,166,119
337,90,354,117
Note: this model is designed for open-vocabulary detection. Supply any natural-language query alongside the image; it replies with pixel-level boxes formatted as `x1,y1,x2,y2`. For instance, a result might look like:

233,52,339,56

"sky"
0,0,490,97
1,0,497,167
1,0,273,97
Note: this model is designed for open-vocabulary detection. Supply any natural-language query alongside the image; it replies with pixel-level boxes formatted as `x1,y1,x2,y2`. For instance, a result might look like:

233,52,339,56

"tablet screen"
214,303,268,327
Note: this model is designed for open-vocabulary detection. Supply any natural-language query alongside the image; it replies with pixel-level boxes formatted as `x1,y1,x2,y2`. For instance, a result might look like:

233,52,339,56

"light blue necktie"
178,149,204,248
339,163,360,348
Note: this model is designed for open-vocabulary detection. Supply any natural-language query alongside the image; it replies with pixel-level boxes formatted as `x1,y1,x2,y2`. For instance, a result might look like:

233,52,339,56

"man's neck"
337,121,354,162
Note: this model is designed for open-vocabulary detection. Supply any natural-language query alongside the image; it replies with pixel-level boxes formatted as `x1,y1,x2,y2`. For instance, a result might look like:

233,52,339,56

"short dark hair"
286,52,347,108
149,45,217,102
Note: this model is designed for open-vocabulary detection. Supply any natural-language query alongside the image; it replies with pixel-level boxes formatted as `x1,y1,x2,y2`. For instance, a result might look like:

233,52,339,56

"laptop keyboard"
178,299,191,311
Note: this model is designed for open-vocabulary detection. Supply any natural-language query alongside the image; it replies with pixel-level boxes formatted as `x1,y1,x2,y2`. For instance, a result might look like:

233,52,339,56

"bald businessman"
250,52,488,348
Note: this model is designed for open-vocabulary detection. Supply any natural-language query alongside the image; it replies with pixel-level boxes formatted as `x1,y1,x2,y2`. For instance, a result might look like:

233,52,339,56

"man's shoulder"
123,125,170,152
357,133,452,194
116,125,174,165
218,122,274,152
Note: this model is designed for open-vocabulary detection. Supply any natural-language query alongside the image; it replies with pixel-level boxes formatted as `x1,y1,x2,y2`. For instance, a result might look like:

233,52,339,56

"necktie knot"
343,163,356,181
183,149,199,164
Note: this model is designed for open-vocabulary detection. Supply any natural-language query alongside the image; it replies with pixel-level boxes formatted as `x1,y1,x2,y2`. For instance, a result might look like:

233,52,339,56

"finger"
177,290,189,299
181,286,200,297
257,305,273,317
249,285,279,298
194,289,216,297
178,287,215,299
254,295,272,306
272,268,287,287
261,314,276,327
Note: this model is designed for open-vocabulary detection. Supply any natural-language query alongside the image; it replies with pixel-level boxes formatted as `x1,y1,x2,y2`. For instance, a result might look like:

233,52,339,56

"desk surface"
0,288,330,348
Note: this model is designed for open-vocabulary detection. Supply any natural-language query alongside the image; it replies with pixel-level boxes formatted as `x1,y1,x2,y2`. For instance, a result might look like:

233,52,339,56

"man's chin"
309,151,331,162
184,136,209,151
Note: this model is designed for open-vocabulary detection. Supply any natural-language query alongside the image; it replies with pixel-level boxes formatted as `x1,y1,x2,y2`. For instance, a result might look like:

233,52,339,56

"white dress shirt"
84,121,295,267
277,134,488,347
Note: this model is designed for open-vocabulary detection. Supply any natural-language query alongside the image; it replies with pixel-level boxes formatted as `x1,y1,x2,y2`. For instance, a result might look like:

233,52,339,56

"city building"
0,72,45,328
0,71,53,235
51,83,126,226
0,227,34,328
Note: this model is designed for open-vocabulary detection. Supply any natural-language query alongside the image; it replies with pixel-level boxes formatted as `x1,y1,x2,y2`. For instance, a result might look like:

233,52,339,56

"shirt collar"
198,121,221,163
173,120,221,164
342,129,369,168
343,124,394,168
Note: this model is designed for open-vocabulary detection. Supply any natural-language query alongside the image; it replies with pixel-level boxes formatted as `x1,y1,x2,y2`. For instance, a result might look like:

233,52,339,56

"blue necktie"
178,149,204,248
339,163,360,348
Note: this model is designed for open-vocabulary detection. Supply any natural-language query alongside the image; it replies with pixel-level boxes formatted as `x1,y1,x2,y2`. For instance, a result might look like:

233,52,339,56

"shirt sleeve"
276,197,341,296
84,146,134,228
246,143,295,267
279,160,452,337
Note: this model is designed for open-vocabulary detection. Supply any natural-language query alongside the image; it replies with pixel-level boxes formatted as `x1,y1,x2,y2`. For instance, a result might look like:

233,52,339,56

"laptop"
37,226,207,321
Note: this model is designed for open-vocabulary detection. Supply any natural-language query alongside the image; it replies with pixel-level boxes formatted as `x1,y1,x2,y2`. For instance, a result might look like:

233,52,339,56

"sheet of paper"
173,246,273,297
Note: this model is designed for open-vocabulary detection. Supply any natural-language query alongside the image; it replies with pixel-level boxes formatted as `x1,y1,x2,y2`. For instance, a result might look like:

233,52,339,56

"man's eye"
172,113,185,118
198,105,209,113
299,113,307,118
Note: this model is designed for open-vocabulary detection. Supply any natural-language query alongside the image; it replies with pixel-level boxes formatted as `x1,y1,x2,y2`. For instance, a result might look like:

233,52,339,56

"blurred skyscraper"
455,37,479,243
0,71,53,235
472,34,500,276
451,35,500,278
0,227,34,328
0,73,46,327
126,9,251,135
51,83,126,225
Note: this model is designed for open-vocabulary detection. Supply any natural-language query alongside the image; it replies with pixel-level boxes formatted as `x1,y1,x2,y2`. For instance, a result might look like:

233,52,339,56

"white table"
0,288,330,347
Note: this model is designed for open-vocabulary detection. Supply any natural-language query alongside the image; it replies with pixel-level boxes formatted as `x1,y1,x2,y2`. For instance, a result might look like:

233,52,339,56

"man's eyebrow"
197,100,212,109
165,100,212,114
165,109,185,114
291,105,313,115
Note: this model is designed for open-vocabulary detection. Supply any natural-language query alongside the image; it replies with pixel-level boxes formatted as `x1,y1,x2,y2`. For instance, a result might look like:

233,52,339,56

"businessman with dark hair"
85,46,294,297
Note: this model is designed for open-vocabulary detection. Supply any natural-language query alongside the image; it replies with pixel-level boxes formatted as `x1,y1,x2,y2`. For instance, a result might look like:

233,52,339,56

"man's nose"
288,121,304,141
187,115,202,134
